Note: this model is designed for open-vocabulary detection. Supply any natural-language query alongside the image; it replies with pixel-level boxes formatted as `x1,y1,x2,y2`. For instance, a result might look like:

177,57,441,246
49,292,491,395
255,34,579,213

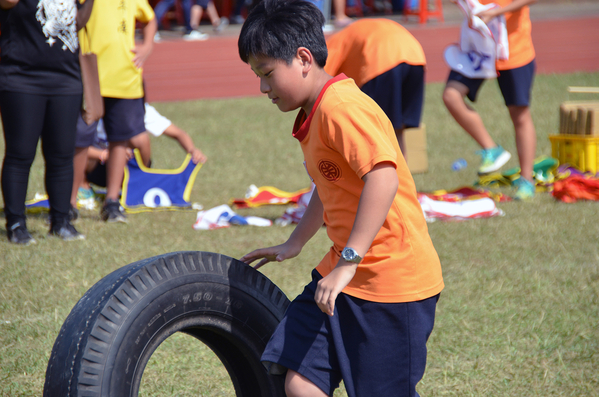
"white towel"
444,0,509,79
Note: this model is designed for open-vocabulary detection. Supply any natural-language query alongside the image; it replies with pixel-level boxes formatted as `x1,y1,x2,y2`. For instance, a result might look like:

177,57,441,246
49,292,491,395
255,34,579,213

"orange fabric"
552,176,599,203
324,19,426,88
481,0,535,70
293,75,444,303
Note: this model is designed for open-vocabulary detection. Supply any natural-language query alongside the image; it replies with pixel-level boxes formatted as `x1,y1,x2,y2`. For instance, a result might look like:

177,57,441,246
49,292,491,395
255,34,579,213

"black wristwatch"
341,247,362,264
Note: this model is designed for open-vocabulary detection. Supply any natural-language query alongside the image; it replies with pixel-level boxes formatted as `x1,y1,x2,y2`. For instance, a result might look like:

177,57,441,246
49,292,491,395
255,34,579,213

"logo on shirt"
36,0,79,52
318,159,341,182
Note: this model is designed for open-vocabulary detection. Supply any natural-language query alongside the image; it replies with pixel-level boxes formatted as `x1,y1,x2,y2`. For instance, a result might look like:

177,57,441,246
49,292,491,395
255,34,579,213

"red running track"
144,17,599,103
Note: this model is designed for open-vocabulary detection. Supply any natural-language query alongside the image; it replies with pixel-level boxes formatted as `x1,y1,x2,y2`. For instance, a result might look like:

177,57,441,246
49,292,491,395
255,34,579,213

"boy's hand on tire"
241,241,302,270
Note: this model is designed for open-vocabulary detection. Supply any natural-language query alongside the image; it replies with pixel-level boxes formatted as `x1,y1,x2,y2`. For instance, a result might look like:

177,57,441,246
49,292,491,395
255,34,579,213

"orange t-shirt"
293,74,444,303
482,0,535,70
324,19,426,88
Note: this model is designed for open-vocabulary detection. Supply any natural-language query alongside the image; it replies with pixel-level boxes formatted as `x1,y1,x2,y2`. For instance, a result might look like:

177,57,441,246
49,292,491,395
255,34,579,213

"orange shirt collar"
292,74,349,142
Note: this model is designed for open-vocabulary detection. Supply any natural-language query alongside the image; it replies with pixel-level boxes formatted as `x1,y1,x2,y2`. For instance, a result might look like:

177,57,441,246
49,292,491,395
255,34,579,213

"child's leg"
285,370,328,397
497,60,537,183
190,4,202,30
102,98,146,203
129,131,152,167
333,0,352,27
71,147,89,207
72,115,98,207
105,142,129,201
442,81,496,149
206,1,220,26
509,105,536,181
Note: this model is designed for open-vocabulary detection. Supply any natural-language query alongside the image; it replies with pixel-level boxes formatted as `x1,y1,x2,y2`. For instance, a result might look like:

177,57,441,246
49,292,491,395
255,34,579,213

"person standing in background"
0,0,94,244
82,0,157,223
442,0,538,200
325,18,426,156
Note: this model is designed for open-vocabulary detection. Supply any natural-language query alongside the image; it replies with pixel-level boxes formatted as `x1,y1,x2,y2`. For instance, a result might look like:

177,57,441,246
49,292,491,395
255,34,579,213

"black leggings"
0,91,81,227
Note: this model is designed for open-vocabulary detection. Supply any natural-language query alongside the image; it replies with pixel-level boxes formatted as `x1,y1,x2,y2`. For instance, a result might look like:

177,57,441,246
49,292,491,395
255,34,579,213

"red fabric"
422,186,512,202
552,176,599,203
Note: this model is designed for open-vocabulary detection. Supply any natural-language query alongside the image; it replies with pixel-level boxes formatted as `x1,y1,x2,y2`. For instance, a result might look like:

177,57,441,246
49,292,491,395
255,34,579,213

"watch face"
343,248,358,262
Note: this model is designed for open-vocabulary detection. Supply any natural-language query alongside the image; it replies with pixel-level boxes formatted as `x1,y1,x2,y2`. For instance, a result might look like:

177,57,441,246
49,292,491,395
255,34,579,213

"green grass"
1,72,598,396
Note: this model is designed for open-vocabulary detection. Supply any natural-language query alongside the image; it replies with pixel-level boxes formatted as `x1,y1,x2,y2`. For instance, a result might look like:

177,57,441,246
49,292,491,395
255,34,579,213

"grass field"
1,71,598,396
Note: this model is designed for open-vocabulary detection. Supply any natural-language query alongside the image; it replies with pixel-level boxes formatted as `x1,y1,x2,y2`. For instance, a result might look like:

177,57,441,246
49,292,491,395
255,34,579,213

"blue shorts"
192,0,210,8
102,97,146,143
361,63,425,130
75,112,99,148
447,59,536,106
261,269,439,397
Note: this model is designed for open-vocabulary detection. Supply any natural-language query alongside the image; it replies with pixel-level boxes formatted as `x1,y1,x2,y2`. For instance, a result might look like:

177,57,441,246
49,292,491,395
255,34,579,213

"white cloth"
275,183,315,226
444,0,509,79
144,103,172,137
193,204,272,230
419,195,504,222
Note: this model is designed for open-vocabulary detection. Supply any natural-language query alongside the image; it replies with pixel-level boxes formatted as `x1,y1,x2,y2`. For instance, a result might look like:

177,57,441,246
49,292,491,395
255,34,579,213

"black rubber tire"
44,251,290,397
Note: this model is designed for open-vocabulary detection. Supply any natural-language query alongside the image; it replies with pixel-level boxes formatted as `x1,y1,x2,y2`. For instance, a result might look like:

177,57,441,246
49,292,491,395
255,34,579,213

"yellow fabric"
82,0,155,98
293,76,444,303
325,18,426,88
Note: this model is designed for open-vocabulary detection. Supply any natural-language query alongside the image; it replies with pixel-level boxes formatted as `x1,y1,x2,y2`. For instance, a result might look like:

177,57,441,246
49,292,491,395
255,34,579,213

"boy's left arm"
163,124,207,164
131,17,157,69
314,162,399,316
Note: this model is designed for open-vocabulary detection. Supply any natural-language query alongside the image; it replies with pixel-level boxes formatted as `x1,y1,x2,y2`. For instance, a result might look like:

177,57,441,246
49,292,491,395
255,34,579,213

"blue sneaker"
476,146,511,174
77,187,95,201
513,178,536,200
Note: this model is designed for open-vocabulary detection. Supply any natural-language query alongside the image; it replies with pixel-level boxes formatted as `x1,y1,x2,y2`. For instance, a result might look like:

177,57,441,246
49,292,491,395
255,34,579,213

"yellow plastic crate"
549,134,599,173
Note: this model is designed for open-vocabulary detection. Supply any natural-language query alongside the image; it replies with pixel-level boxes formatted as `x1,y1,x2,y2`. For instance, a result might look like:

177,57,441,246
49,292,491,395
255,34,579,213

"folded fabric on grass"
419,194,504,222
230,185,312,209
552,172,599,203
193,204,272,230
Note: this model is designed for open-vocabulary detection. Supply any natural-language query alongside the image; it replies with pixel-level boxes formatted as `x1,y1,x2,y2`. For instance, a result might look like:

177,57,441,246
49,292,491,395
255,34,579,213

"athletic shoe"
49,220,85,241
7,222,36,245
231,15,245,24
476,146,511,174
69,205,80,223
513,178,536,200
213,17,229,33
101,199,128,223
154,32,162,43
77,187,95,201
183,30,209,41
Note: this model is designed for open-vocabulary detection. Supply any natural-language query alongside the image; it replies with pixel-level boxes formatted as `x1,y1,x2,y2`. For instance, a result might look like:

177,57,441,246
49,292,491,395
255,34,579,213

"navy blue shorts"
361,63,425,130
192,0,210,8
261,269,439,397
75,112,99,148
102,97,146,143
447,59,536,106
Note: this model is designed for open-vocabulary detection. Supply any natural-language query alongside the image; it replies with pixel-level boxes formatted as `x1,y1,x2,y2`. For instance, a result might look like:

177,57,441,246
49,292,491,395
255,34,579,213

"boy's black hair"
238,0,328,67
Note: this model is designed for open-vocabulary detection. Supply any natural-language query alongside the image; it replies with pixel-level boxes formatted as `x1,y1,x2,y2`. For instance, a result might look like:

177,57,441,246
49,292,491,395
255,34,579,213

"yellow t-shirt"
325,19,426,88
481,0,535,70
81,0,155,98
293,75,444,303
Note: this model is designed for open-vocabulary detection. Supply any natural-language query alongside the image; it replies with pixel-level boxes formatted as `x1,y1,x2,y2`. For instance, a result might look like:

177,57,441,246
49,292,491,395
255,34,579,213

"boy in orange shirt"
443,0,537,200
325,18,426,155
238,1,444,396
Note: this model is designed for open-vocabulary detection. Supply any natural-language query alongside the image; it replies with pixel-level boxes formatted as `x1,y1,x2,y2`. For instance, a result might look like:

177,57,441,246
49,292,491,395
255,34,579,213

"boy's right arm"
477,0,536,24
240,187,324,269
